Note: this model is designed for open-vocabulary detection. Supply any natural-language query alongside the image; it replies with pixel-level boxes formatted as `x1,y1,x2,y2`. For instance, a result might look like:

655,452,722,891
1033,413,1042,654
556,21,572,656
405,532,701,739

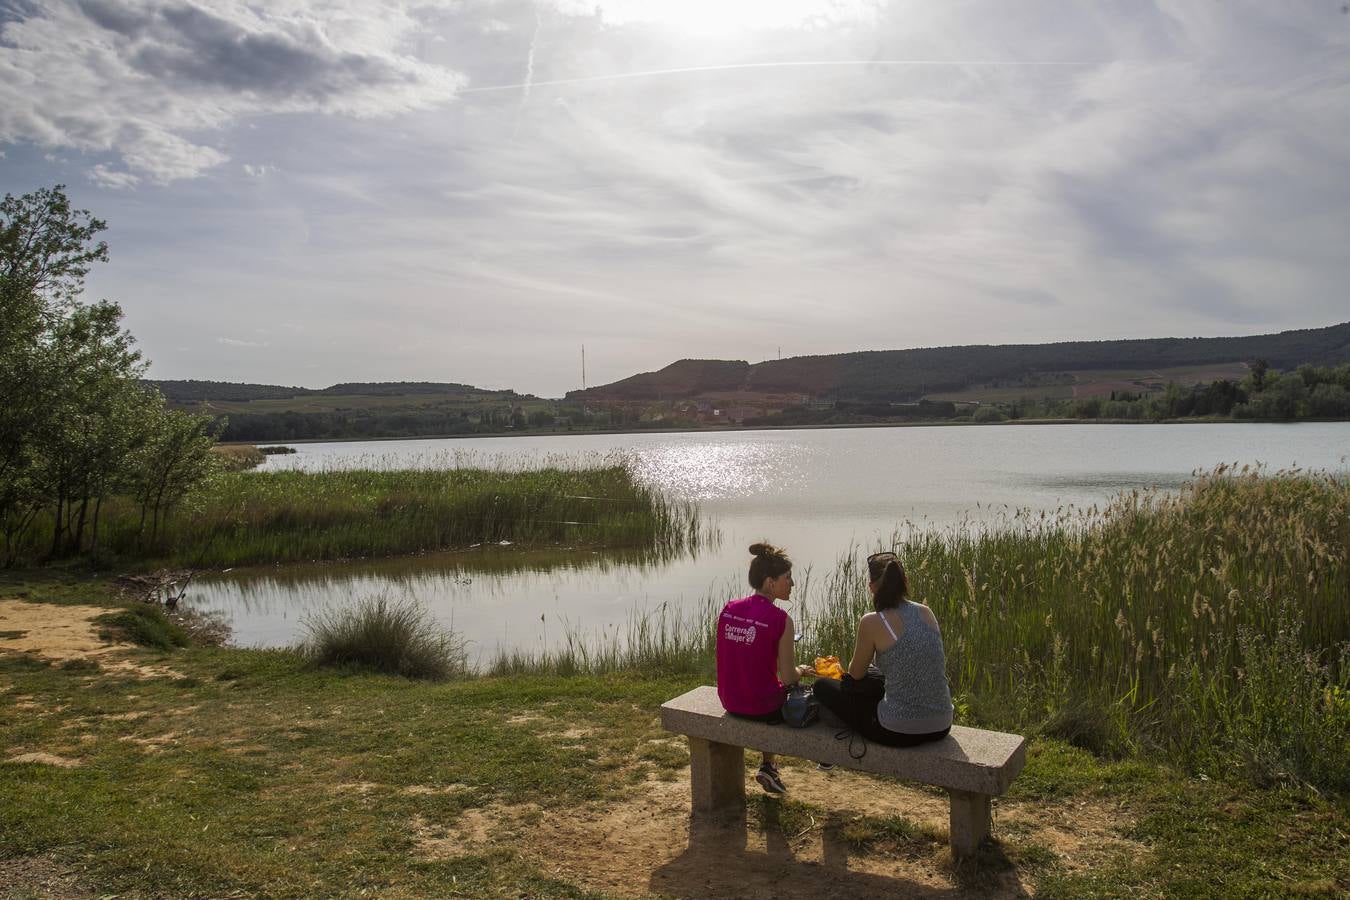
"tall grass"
799,465,1349,790
486,598,722,678
301,595,467,680
45,461,706,567
495,466,1350,791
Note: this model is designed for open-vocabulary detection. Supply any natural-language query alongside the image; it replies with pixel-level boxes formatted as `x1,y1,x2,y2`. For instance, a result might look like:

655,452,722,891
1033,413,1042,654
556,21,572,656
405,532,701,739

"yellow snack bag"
813,655,844,680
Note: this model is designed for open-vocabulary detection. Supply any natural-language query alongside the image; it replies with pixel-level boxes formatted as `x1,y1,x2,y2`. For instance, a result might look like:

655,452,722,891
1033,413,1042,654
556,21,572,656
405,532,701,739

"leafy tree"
0,186,110,560
35,301,148,556
1307,382,1350,418
1248,358,1270,391
129,405,220,547
0,185,219,564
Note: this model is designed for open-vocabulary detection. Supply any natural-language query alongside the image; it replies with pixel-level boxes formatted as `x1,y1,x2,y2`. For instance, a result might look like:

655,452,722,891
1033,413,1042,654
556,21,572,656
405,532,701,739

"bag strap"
835,727,868,760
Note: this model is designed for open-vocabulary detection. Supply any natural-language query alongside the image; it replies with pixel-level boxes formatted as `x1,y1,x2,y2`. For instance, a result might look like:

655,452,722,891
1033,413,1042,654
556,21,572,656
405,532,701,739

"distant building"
720,405,761,423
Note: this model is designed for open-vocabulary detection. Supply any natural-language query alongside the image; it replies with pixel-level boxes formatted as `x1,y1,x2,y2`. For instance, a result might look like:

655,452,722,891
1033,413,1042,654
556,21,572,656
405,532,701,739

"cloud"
0,0,465,183
89,163,141,189
17,0,1350,394
217,336,267,349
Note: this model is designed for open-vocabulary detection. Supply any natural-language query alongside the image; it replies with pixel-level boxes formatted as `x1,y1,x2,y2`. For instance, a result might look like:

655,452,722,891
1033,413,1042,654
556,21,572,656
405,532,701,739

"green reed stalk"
53,461,705,567
795,465,1348,790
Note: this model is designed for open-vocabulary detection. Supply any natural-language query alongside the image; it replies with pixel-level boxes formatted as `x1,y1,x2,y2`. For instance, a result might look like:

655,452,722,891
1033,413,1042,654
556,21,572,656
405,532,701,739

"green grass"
0,628,1345,898
12,460,705,568
93,604,190,651
0,640,691,897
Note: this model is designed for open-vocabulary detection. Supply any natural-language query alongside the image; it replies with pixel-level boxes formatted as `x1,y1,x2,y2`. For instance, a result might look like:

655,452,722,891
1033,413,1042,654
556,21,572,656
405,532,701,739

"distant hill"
148,380,309,402
144,380,546,442
146,380,518,402
568,322,1350,403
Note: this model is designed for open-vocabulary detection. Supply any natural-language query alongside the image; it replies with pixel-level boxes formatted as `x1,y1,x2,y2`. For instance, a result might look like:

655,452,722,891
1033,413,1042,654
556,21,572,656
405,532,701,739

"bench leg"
948,790,991,858
688,737,744,818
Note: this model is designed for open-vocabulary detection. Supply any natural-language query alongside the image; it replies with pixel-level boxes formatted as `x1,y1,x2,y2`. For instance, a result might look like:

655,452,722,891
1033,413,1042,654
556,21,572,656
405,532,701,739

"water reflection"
187,543,708,658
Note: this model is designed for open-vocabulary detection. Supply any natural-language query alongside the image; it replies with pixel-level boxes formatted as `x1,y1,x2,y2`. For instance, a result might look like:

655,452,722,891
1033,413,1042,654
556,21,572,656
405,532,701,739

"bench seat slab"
661,686,1025,797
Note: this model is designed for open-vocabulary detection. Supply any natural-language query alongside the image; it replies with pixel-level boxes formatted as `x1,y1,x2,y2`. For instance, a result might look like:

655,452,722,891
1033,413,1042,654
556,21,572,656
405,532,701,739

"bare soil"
0,854,99,899
0,598,182,678
393,763,1141,898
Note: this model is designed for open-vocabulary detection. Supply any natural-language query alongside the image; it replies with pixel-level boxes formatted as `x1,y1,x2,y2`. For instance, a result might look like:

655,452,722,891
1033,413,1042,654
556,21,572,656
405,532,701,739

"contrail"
461,58,1090,94
520,4,542,105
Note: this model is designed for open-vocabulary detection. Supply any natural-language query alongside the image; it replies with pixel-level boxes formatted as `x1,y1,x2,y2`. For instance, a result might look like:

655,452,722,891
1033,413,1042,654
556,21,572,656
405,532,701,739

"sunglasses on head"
867,551,898,565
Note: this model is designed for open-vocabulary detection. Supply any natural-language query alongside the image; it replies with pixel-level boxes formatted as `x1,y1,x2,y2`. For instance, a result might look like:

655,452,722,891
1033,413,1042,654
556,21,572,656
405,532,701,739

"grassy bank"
2,467,1345,895
0,594,1345,897
494,467,1350,793
17,461,704,568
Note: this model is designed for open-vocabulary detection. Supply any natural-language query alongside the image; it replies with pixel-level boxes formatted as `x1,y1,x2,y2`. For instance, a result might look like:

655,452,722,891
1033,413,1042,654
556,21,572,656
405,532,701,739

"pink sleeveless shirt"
716,594,788,716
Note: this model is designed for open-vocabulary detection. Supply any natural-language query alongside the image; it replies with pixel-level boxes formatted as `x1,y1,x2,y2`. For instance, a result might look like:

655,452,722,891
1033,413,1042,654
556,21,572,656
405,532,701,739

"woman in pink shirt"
716,542,814,794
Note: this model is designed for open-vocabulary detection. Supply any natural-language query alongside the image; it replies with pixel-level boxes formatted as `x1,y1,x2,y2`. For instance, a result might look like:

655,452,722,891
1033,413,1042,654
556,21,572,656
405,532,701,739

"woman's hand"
795,664,815,678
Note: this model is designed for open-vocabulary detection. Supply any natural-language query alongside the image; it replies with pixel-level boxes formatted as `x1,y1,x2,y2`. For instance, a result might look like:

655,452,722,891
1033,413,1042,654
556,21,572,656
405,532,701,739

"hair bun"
748,542,778,557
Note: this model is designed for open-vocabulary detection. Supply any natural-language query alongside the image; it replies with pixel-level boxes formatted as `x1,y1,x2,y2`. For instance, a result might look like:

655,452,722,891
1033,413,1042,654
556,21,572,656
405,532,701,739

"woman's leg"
812,677,878,733
861,721,951,747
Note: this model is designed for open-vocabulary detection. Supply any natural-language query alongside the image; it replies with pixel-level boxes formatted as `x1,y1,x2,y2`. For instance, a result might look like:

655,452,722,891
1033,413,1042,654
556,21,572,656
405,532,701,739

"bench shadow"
649,805,993,899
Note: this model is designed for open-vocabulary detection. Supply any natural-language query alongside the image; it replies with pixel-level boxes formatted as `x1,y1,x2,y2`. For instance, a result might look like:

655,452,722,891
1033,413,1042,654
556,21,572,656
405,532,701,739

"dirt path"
0,598,180,678
0,598,129,661
414,764,1141,898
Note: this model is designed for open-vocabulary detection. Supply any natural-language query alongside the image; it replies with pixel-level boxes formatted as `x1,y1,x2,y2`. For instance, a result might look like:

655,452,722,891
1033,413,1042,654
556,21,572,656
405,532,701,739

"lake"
185,422,1349,661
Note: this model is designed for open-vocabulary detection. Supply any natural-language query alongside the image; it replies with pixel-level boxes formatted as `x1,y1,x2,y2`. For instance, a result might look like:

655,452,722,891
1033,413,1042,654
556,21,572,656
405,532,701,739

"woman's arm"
776,614,802,687
846,615,875,680
919,604,941,632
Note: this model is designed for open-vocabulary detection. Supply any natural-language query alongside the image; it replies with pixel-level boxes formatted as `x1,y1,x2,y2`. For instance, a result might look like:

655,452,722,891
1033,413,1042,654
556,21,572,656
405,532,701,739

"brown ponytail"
868,554,909,610
748,542,792,590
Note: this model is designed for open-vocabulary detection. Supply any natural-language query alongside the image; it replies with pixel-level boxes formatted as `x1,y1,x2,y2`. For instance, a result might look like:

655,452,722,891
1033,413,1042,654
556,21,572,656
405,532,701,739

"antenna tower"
581,344,586,391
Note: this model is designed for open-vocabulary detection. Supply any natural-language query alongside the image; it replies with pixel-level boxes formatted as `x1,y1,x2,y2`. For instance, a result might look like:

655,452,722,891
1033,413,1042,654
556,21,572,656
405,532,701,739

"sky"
2,0,1348,397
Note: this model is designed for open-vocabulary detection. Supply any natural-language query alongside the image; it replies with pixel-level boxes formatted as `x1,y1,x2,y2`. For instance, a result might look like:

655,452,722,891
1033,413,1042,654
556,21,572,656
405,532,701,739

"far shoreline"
218,415,1345,447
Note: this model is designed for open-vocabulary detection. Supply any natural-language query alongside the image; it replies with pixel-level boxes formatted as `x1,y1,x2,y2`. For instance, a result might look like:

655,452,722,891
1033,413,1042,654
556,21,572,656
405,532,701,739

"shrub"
1214,613,1349,790
301,595,466,680
95,604,190,650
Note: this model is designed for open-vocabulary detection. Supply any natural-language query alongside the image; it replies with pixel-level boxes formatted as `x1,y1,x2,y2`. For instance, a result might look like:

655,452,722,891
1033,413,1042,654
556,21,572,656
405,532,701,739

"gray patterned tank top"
874,602,954,734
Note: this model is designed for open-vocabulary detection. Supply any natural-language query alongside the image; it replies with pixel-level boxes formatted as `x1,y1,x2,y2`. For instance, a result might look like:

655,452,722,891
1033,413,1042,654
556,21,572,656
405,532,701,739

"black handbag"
781,684,818,727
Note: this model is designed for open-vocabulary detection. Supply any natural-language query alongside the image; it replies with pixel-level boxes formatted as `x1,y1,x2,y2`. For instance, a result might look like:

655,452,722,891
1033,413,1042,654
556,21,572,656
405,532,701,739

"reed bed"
498,466,1349,791
818,464,1350,790
92,462,705,567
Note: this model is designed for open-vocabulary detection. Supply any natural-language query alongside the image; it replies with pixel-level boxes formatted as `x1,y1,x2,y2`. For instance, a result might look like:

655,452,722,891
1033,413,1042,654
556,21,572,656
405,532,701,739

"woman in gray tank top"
812,551,954,748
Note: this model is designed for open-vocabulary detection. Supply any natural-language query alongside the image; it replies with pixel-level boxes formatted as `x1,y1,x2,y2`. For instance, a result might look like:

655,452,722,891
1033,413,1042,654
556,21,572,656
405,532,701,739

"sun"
577,0,872,37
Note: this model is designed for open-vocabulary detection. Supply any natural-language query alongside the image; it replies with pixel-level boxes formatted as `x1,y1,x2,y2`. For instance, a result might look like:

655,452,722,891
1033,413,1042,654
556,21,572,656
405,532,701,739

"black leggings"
812,676,950,748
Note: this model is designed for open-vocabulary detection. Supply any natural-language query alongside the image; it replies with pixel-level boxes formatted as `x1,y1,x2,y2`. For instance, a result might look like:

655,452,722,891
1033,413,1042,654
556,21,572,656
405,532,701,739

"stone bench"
660,686,1026,858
